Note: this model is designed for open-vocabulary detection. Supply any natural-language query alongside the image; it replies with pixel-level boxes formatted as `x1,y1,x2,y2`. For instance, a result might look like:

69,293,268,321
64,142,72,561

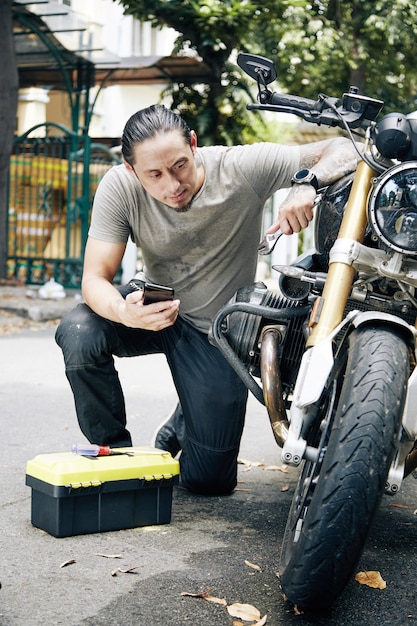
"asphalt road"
1,323,417,626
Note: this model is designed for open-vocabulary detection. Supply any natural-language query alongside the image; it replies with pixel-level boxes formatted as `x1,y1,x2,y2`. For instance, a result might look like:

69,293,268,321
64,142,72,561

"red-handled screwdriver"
71,444,135,456
72,444,111,456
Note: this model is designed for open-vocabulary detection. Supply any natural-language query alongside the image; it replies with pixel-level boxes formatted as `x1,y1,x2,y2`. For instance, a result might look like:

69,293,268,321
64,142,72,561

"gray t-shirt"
89,142,300,332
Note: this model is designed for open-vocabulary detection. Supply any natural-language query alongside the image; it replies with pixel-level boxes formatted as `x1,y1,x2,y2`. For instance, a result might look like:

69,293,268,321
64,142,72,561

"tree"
117,0,293,145
0,0,19,280
118,0,417,144
254,0,417,114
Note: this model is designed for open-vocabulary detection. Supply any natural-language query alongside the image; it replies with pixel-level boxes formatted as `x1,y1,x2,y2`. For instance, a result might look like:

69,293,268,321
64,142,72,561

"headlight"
368,162,417,255
373,112,411,159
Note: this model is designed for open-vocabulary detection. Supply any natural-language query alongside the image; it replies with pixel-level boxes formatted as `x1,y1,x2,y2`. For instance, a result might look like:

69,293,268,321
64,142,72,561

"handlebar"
237,53,383,131
250,89,383,131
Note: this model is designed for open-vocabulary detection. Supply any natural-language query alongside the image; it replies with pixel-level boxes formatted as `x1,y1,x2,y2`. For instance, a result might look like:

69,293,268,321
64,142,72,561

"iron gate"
7,122,120,288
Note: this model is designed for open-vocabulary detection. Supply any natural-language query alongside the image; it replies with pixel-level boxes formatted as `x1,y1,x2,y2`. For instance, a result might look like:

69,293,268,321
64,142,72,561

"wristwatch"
291,168,319,192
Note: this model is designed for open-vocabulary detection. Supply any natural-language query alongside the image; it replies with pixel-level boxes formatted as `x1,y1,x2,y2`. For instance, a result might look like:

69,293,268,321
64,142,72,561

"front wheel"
279,325,410,611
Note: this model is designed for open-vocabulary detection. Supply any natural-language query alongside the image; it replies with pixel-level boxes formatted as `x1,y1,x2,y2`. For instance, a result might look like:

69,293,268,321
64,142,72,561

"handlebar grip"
268,92,318,111
267,91,318,111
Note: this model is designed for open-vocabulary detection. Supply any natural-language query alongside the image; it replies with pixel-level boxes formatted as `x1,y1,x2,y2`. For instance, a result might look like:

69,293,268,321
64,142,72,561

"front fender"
294,309,416,410
284,310,417,466
349,310,417,345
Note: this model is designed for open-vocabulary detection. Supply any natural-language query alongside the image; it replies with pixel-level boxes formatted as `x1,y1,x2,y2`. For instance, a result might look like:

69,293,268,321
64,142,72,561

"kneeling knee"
180,446,238,496
55,304,111,364
182,474,236,496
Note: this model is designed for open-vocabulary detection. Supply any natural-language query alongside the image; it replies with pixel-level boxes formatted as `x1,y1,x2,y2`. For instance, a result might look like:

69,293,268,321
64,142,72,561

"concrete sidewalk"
0,283,81,321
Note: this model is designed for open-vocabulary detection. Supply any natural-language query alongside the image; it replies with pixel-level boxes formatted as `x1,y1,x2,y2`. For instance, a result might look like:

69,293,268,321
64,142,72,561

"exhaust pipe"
260,327,289,448
404,444,417,478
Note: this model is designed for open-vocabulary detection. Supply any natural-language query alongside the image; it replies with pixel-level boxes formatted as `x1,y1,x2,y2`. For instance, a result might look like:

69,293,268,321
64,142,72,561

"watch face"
296,169,310,181
292,169,318,191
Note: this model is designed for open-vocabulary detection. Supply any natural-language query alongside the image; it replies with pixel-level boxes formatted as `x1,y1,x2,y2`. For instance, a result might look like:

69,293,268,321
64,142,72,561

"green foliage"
256,0,417,113
117,0,417,144
117,0,294,144
162,61,259,146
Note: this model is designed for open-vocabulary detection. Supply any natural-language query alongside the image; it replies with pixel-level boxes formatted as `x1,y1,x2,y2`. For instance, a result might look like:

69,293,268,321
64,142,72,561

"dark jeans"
55,293,248,495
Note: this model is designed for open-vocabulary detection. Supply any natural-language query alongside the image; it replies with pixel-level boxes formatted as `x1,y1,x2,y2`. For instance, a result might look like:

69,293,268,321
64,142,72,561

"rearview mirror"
237,53,277,85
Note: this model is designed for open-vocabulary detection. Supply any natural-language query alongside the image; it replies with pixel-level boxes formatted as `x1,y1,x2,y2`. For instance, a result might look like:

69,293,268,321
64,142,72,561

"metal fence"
7,123,120,288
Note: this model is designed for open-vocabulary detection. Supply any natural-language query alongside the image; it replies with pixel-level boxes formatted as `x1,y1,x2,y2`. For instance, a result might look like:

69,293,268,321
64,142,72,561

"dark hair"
121,104,192,166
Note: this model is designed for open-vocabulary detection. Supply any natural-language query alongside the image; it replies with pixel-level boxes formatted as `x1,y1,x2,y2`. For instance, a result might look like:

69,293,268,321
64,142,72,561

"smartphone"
143,281,175,305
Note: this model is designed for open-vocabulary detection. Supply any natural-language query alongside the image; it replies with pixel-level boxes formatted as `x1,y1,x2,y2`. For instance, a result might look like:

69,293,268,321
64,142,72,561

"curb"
0,285,81,322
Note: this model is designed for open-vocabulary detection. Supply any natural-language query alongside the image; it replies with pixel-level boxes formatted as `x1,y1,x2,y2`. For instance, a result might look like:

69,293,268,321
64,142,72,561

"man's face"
125,130,204,212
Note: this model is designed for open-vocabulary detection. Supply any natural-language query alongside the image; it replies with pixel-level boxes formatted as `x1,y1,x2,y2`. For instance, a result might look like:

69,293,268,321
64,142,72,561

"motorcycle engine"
221,282,309,391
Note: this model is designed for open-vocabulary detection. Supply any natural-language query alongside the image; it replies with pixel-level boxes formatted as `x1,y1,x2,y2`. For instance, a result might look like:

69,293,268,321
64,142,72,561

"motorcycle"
209,53,417,611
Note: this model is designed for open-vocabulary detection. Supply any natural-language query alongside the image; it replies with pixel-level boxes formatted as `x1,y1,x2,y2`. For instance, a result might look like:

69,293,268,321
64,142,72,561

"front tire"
279,325,409,611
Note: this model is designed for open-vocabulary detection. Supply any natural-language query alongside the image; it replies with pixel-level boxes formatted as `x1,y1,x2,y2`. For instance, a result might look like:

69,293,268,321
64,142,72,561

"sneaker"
152,403,184,457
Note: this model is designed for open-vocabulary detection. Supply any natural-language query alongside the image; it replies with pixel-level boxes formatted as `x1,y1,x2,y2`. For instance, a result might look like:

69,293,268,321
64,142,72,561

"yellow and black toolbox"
25,447,180,537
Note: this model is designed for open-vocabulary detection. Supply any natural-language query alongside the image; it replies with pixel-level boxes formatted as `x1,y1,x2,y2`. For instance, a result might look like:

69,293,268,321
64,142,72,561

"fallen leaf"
205,595,227,606
238,458,265,470
355,570,387,589
245,559,262,572
254,615,267,626
180,588,213,598
389,503,410,509
280,484,289,492
60,559,76,568
227,603,261,621
111,565,142,577
264,465,289,473
232,622,244,626
180,587,226,605
95,553,122,559
413,509,417,515
293,605,304,615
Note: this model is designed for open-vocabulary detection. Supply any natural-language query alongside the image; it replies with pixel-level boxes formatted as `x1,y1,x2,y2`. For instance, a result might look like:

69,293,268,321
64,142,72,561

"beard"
164,197,194,213
172,201,193,213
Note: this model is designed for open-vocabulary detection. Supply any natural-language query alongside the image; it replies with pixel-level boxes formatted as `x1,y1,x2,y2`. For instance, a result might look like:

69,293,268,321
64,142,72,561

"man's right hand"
119,289,180,330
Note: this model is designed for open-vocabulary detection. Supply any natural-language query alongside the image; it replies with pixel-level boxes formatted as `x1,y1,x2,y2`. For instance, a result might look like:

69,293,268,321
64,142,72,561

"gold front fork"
306,161,377,347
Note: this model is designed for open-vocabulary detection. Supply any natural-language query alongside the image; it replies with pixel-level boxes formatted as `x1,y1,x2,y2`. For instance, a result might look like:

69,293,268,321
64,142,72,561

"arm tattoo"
299,138,360,187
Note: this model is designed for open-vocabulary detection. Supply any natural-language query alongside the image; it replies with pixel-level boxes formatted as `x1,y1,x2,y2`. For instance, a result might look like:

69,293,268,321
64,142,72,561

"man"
56,104,359,495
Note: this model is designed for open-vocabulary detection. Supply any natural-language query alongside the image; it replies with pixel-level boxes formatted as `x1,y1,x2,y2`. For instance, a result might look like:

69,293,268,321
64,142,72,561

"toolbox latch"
67,480,102,490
